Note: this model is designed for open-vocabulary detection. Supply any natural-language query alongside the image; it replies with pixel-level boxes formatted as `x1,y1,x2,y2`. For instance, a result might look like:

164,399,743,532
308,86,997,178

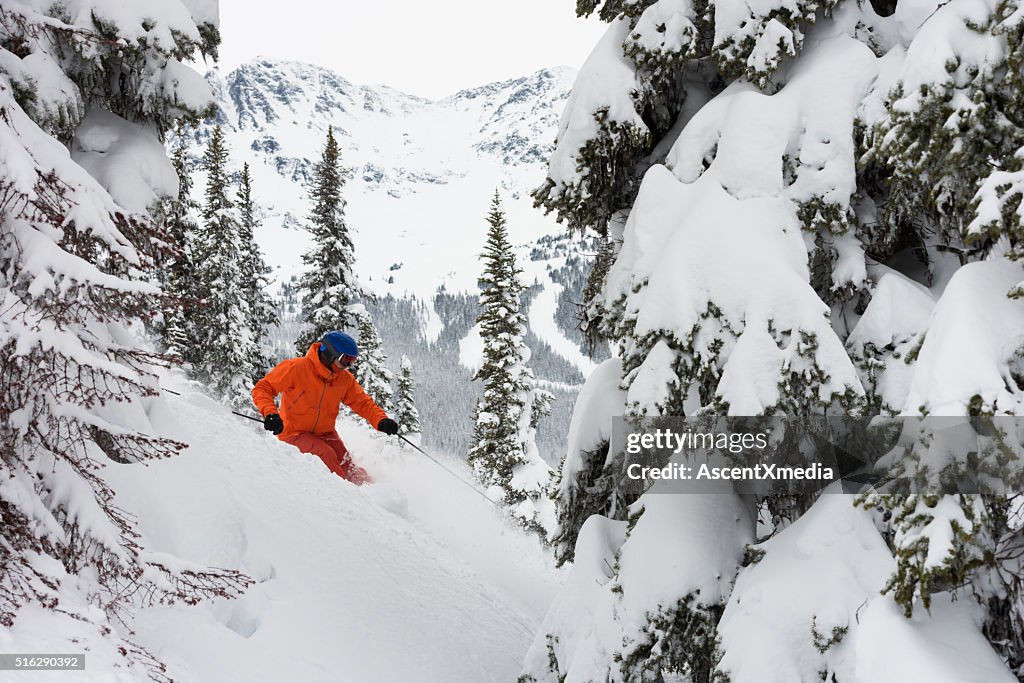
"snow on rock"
904,256,1024,414
191,59,573,298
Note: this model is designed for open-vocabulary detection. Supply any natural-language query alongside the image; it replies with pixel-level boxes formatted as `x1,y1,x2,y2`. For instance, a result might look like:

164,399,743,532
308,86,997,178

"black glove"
264,413,284,435
377,418,399,436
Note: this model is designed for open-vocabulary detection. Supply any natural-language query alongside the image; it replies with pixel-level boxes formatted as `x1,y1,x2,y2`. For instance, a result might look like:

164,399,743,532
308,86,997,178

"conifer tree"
467,192,554,534
354,309,394,413
0,2,247,673
296,128,360,350
394,355,421,435
193,125,255,404
158,130,203,366
237,162,276,380
520,0,1024,679
859,2,1024,670
869,3,1024,265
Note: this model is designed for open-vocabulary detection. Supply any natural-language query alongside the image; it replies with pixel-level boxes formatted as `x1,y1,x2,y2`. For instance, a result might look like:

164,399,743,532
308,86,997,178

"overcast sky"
214,1,608,99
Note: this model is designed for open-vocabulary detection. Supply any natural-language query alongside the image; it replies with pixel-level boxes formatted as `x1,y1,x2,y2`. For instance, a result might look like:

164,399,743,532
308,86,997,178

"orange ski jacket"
252,343,388,440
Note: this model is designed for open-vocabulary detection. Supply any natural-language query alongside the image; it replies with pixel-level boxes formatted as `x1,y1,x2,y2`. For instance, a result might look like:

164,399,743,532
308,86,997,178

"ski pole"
396,434,500,508
160,387,264,424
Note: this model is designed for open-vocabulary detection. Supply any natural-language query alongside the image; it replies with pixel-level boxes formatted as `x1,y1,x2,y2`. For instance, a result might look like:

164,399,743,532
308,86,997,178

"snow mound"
904,257,1024,414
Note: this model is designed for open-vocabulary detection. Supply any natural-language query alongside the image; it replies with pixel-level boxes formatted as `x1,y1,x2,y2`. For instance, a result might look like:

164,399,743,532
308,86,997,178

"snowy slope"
4,377,563,682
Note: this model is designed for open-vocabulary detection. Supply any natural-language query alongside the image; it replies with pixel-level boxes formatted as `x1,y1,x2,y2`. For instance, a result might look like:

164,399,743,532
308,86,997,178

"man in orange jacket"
252,330,399,485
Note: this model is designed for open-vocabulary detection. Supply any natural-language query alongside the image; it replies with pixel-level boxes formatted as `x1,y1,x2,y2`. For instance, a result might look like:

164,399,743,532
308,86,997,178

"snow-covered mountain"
185,59,579,297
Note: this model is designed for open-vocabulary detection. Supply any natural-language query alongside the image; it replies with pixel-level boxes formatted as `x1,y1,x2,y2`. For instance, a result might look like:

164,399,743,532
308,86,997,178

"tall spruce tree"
237,162,276,380
0,1,248,674
296,127,360,350
158,129,203,366
394,355,422,435
354,308,394,413
467,192,554,535
193,125,255,404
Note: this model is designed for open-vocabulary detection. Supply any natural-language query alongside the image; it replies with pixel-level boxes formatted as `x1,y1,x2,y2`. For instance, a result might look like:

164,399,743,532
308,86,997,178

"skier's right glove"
264,413,284,435
377,418,399,436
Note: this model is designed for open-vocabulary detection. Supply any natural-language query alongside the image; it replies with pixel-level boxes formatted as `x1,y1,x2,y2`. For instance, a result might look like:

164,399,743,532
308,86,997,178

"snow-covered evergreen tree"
468,192,555,535
157,129,203,366
296,127,360,350
0,0,247,673
395,355,422,435
237,162,276,380
869,0,1024,267
521,0,1024,680
192,125,256,404
354,308,394,413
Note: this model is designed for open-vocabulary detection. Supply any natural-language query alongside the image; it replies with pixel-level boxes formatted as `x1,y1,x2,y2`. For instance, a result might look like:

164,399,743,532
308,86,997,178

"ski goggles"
334,353,357,369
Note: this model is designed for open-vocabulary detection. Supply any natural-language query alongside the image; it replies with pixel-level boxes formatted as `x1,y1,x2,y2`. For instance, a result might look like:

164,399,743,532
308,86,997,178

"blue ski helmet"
320,331,358,365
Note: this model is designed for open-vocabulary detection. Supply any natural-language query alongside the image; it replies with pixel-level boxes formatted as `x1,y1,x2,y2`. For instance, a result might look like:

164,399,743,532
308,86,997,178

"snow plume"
1,0,245,676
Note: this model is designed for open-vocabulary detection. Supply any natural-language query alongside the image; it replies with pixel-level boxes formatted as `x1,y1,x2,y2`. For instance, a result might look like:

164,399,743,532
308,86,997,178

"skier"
252,330,400,485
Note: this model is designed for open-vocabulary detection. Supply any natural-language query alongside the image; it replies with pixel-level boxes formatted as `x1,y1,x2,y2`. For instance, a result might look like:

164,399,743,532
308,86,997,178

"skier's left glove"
377,418,399,436
264,413,284,435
